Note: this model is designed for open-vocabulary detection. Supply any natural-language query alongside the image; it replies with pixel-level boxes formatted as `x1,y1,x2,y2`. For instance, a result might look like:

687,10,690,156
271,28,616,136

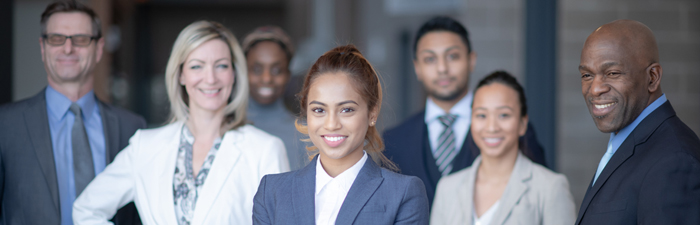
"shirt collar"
45,85,98,120
315,151,368,195
606,94,668,155
425,91,473,123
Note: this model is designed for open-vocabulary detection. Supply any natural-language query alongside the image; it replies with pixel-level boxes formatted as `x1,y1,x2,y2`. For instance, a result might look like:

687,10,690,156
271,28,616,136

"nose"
588,75,610,97
261,68,272,84
204,66,218,84
63,38,74,54
486,114,501,133
323,112,342,131
437,56,448,75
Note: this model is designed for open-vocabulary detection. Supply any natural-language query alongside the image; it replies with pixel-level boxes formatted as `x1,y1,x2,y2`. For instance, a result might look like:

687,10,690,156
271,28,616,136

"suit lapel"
98,101,120,163
422,123,441,187
24,90,60,212
292,155,318,224
335,156,384,225
150,123,181,224
492,153,531,225
191,128,243,224
457,157,479,225
576,102,676,224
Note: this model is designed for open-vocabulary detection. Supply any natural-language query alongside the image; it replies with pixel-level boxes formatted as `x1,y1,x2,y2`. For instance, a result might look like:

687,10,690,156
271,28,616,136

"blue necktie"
592,140,614,186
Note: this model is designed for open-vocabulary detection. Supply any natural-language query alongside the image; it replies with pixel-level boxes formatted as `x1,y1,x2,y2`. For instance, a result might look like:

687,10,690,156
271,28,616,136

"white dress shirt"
473,200,500,225
315,151,368,225
424,92,473,154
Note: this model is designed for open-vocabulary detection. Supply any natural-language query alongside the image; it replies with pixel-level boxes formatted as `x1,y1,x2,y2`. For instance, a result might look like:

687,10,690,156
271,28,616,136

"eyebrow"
579,61,620,71
419,45,461,55
473,106,515,111
309,100,359,106
187,58,230,64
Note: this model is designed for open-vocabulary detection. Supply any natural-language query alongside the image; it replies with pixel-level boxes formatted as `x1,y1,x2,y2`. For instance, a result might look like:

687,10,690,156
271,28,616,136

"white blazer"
430,152,576,225
73,122,290,225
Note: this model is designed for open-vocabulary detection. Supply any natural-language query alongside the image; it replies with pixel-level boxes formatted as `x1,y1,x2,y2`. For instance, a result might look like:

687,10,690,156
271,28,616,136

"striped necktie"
434,114,458,176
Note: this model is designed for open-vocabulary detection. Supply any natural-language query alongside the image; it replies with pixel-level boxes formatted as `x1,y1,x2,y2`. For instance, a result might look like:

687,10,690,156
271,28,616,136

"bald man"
575,19,700,224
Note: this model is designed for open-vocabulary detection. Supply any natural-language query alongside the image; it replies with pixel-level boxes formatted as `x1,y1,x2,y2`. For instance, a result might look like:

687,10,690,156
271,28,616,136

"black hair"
413,16,472,59
474,71,528,117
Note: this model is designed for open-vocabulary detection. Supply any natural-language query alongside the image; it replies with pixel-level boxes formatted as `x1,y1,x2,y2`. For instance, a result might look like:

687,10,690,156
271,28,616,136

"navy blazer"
383,111,546,206
575,101,700,224
253,155,430,225
0,89,146,224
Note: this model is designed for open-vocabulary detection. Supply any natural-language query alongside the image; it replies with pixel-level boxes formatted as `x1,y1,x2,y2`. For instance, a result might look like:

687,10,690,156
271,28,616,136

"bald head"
578,19,663,133
585,19,659,65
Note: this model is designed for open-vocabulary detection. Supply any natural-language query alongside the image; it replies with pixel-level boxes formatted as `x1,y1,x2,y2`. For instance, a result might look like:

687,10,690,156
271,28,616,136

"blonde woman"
73,20,289,225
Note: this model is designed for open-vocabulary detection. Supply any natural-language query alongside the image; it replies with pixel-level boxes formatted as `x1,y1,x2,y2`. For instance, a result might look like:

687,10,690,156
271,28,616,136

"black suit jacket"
383,111,546,207
575,101,700,224
0,89,146,225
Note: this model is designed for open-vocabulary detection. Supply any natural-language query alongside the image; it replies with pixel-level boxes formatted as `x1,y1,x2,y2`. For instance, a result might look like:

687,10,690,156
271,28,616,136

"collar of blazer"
291,154,385,225
457,152,533,225
143,121,244,224
576,101,676,224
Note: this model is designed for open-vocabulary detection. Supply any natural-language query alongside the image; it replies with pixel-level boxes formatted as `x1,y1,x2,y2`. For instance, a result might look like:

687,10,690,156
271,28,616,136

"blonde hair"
295,45,398,171
165,20,248,132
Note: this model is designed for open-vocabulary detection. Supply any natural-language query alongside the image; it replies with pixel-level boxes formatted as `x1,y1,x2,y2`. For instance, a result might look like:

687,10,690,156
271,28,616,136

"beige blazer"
73,122,290,225
430,152,575,225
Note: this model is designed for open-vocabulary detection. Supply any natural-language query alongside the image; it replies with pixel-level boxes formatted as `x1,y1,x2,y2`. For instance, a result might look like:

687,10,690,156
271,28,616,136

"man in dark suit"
383,16,546,207
0,1,145,224
575,19,700,224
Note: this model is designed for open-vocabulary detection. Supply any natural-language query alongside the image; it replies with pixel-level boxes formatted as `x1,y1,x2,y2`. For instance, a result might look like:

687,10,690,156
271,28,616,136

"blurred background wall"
3,0,699,210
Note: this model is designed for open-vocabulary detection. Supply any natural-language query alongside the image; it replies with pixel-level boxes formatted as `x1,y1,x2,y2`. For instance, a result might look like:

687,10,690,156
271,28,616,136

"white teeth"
200,89,220,94
595,103,615,109
484,138,502,144
323,136,346,142
258,87,273,96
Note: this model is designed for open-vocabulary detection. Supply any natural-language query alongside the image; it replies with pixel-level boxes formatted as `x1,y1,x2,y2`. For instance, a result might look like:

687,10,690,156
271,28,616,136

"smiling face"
471,83,527,159
306,72,376,165
414,31,475,103
247,41,290,105
180,39,235,114
579,35,651,133
41,12,103,85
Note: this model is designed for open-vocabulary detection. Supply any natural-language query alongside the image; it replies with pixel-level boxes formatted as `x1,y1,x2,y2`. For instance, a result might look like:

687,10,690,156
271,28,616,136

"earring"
370,121,376,126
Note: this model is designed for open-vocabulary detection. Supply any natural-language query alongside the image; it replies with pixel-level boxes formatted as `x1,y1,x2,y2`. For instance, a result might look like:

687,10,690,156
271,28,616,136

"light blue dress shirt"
592,94,668,185
45,86,107,225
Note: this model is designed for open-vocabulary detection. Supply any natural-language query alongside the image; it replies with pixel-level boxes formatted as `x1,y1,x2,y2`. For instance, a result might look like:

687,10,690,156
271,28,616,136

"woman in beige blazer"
431,71,575,225
72,21,290,225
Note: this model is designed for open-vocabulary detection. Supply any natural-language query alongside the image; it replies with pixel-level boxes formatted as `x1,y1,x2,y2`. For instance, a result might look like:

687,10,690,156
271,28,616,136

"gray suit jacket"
431,153,575,225
253,155,430,225
0,89,146,225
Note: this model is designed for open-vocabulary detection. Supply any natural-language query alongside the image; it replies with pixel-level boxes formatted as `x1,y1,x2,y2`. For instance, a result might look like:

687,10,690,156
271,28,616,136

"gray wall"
13,0,52,101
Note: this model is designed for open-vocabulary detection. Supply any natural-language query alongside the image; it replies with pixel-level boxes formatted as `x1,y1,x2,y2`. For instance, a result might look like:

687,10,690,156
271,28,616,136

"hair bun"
331,45,361,55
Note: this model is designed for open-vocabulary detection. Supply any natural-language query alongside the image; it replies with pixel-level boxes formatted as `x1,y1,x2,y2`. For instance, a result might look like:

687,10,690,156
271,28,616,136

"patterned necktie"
70,103,95,196
434,114,458,176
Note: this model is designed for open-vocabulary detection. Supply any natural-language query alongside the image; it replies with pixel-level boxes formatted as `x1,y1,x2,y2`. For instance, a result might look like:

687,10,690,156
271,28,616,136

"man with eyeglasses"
0,1,144,224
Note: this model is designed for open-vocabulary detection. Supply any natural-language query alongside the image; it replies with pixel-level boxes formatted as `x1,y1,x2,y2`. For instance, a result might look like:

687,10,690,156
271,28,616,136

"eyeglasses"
42,34,98,47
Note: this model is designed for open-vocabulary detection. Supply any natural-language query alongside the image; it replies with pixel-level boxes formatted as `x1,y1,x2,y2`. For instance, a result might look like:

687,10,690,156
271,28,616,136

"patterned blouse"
173,125,222,225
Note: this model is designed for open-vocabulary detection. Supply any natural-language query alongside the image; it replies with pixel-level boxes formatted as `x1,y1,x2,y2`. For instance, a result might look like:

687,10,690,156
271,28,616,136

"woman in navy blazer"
253,45,430,225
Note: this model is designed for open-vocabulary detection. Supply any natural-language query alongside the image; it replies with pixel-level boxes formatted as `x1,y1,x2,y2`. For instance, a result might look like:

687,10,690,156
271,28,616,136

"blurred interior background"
2,0,698,210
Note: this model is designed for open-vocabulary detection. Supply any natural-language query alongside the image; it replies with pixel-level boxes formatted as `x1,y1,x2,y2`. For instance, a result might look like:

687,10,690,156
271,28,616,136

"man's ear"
39,38,45,63
647,63,662,93
413,59,423,82
467,51,477,73
95,37,105,63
